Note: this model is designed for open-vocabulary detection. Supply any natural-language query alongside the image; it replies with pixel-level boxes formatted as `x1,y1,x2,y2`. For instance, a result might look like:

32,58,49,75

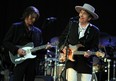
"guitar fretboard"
74,51,95,55
30,41,59,52
31,44,47,52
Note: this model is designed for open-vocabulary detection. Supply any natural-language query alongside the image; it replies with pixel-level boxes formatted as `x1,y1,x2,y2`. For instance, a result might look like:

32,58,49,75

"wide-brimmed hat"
75,3,99,20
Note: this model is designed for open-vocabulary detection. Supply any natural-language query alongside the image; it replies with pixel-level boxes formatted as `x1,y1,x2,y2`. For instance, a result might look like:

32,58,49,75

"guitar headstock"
95,51,105,58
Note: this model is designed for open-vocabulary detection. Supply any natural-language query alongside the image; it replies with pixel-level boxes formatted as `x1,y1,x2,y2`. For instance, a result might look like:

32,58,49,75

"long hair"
21,6,40,20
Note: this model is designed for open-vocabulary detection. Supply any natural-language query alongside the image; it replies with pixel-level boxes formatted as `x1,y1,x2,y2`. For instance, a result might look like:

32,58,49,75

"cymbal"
50,36,59,43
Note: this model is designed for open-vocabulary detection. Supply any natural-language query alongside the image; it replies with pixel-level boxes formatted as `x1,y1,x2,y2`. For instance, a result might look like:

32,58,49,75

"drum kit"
44,45,65,81
41,33,116,81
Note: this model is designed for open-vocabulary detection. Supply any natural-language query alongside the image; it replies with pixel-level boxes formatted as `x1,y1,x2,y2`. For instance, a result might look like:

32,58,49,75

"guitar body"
9,41,59,65
59,48,75,62
9,42,36,65
59,44,105,62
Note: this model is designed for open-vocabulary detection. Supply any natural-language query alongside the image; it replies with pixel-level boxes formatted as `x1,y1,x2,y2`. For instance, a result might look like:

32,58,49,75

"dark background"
0,0,115,45
0,0,115,80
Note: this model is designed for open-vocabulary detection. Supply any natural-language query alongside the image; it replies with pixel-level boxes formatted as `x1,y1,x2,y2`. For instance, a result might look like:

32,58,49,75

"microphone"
46,17,57,21
69,16,79,22
70,16,79,20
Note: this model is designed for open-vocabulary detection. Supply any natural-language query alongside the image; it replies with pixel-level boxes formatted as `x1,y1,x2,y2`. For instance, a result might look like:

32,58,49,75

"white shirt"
78,23,89,39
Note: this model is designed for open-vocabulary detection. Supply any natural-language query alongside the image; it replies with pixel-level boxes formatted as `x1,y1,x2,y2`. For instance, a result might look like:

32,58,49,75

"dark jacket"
59,21,100,74
3,21,43,55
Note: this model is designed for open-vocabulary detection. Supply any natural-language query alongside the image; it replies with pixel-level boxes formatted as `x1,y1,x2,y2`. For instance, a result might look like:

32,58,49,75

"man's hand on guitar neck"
84,50,91,58
46,41,59,49
45,42,52,49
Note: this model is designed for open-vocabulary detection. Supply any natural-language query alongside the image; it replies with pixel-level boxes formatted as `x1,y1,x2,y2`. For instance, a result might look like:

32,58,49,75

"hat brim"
75,6,99,20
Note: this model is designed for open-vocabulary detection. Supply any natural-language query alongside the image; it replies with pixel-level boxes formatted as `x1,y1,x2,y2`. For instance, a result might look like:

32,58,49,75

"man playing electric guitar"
59,44,105,62
3,6,52,81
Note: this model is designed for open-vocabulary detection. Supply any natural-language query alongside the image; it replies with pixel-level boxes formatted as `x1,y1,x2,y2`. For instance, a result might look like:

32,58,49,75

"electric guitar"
9,41,58,65
59,44,105,62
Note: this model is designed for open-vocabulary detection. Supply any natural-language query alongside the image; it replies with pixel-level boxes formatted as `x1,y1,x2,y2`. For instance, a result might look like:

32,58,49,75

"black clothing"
3,21,43,81
59,21,100,74
3,21,42,55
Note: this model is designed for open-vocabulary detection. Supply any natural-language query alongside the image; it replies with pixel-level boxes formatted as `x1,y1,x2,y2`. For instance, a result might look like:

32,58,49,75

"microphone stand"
62,20,73,81
63,42,69,81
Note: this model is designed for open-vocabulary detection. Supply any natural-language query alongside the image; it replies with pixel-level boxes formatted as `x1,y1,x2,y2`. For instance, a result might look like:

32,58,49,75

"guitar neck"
30,41,58,52
31,44,47,52
74,51,96,55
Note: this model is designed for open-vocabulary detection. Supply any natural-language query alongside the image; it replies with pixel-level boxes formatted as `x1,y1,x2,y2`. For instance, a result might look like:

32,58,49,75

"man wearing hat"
58,3,100,81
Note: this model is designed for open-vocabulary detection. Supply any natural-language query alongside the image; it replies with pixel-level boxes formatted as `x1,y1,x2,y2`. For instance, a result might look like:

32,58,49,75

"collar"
79,23,89,30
